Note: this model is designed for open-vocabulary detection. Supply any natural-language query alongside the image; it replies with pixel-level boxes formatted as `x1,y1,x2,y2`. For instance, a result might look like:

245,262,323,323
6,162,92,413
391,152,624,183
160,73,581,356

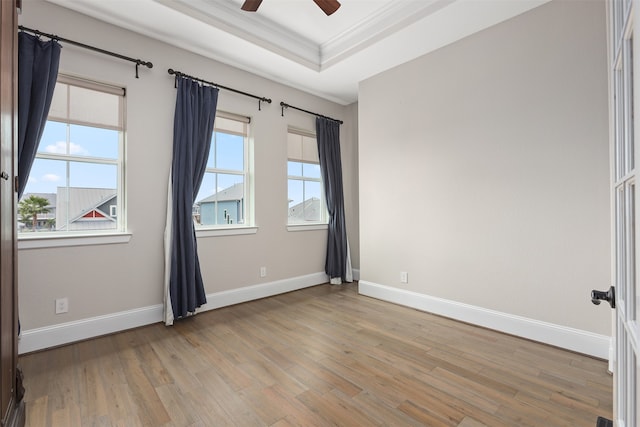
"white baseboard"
197,272,328,312
19,304,162,355
358,281,611,359
19,272,328,354
608,336,615,373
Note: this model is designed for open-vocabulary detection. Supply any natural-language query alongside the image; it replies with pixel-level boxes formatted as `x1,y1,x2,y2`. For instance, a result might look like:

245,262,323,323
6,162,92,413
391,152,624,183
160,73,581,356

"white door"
607,0,639,425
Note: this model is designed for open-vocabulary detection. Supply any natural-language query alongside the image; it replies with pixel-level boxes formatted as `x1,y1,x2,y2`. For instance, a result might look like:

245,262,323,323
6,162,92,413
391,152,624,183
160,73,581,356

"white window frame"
18,74,127,245
195,111,254,234
287,127,328,230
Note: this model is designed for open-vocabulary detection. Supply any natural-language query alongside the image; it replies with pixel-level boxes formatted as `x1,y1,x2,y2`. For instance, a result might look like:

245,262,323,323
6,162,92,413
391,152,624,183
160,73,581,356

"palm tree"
18,195,51,231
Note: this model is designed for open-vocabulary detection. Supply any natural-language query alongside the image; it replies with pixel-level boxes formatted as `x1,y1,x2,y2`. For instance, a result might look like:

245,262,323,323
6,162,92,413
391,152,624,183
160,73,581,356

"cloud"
42,174,60,182
44,141,88,155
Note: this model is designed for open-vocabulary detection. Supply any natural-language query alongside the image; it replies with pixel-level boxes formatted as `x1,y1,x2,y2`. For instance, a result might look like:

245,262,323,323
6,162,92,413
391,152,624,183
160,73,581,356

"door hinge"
14,176,18,193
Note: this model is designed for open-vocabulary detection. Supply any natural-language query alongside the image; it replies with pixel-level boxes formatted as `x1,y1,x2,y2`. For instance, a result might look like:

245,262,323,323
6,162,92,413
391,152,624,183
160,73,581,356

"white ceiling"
45,0,550,105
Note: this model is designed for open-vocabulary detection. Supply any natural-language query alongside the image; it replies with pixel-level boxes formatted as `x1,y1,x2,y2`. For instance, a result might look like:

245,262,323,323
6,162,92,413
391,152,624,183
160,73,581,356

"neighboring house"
195,183,244,225
18,192,56,231
288,197,321,223
56,187,117,231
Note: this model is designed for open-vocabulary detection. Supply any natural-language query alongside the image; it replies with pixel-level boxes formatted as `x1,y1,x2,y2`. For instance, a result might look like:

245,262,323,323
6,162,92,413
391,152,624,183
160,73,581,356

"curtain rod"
280,102,343,125
168,68,272,111
18,25,153,78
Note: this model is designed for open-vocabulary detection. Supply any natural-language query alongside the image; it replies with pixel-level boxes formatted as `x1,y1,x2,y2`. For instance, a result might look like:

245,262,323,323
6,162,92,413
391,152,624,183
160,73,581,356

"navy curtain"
169,77,219,320
316,117,350,282
18,32,61,199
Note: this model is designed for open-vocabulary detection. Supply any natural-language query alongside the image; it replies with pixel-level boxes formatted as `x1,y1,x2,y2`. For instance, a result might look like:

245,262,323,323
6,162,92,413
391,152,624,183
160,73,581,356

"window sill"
195,226,258,237
18,232,132,250
287,224,328,232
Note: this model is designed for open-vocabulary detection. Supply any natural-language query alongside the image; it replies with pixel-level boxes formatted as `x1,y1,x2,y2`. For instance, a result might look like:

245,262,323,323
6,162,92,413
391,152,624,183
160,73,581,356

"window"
194,112,250,227
287,128,327,225
18,75,125,234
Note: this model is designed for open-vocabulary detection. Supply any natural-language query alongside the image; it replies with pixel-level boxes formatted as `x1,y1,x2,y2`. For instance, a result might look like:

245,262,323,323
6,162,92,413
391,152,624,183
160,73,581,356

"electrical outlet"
260,266,267,277
55,297,69,314
400,272,408,284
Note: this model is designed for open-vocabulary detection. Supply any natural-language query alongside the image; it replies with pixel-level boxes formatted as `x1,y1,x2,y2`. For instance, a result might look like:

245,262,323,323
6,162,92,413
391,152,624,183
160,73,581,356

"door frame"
608,0,639,425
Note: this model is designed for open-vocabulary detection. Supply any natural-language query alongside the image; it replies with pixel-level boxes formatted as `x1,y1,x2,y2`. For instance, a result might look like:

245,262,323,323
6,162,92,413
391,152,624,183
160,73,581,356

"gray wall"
359,0,611,335
18,1,359,331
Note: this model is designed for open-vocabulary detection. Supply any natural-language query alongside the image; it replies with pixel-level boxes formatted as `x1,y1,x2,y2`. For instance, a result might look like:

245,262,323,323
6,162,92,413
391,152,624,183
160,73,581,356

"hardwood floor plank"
235,355,307,397
155,383,202,426
148,338,202,395
181,389,237,427
397,399,460,426
478,364,569,402
493,398,558,427
457,417,488,427
134,343,173,388
238,383,328,426
295,389,375,426
195,368,264,425
538,370,611,405
77,340,111,423
396,371,503,423
187,329,254,392
117,347,171,425
237,385,296,425
515,391,597,426
20,283,612,426
282,345,363,397
430,366,517,406
351,390,425,427
25,395,47,427
104,383,138,425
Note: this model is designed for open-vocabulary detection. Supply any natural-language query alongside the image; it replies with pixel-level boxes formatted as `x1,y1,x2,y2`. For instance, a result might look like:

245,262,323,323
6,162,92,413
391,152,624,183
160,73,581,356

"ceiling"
45,0,550,105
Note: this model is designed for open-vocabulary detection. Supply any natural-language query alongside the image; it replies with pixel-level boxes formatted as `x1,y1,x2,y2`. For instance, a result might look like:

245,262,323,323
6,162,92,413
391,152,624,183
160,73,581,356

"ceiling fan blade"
313,0,341,16
241,0,263,12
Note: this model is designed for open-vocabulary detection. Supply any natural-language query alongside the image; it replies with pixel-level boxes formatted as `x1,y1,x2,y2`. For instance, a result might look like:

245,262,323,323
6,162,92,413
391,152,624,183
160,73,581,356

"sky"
196,132,245,204
287,162,321,207
22,121,118,197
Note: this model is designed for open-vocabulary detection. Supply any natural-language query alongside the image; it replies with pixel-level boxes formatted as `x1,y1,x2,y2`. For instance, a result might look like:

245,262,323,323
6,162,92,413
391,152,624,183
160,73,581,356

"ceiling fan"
241,0,341,16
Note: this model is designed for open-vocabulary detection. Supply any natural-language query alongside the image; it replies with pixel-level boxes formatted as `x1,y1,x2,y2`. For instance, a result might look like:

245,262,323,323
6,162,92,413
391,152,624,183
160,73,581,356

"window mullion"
47,116,123,132
36,153,119,165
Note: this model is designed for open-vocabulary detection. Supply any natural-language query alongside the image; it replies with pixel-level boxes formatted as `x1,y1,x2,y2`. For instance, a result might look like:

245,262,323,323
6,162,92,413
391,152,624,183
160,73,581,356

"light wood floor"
20,282,612,426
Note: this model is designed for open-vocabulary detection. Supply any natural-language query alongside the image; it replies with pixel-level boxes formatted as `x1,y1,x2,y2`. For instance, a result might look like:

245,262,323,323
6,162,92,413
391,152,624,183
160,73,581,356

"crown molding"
154,0,457,72
155,0,321,71
320,0,455,69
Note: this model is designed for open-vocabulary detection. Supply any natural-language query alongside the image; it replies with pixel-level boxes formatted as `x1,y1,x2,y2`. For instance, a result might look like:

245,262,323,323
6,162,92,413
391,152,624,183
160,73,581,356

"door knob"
0,171,8,180
591,286,616,309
